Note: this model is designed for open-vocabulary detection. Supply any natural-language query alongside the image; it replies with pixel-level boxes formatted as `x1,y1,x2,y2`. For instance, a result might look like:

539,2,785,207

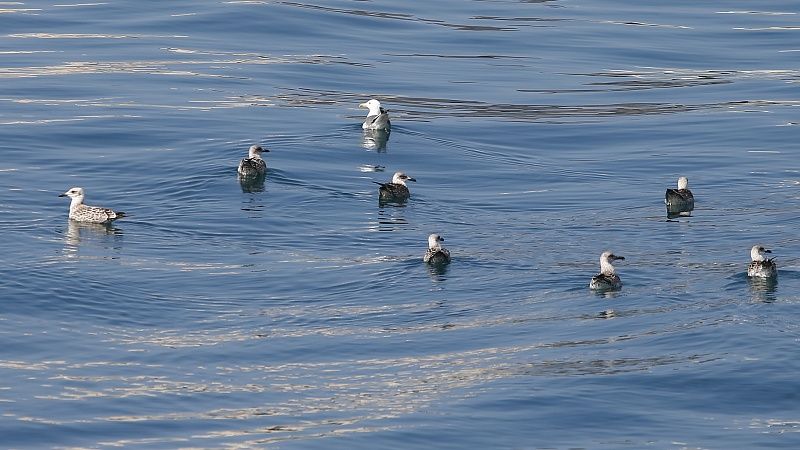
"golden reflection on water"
0,8,41,14
2,333,707,446
0,52,363,79
7,33,187,39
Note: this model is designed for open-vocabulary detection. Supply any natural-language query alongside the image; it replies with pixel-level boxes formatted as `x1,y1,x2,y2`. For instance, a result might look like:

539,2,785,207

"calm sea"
1,1,799,448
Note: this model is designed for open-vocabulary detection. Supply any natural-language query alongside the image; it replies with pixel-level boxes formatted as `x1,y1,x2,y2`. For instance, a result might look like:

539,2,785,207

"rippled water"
2,1,799,448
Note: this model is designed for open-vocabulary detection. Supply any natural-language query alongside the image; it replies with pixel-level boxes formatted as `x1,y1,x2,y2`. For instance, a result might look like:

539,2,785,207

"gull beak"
764,249,772,253
613,255,625,261
58,193,66,197
359,102,367,108
408,177,417,182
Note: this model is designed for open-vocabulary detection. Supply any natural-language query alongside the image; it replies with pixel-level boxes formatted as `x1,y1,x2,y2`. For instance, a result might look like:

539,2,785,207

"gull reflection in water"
666,206,693,220
63,219,123,256
371,206,408,233
239,173,266,193
426,262,449,281
747,276,778,303
597,309,617,319
592,289,622,300
361,129,390,152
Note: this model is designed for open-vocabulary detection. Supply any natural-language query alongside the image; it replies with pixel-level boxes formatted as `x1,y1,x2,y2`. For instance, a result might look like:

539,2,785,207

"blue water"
1,1,799,448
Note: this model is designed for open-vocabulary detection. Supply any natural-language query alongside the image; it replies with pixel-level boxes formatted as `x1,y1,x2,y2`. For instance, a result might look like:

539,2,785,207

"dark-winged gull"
589,251,625,290
359,99,391,131
665,176,694,211
374,171,416,202
424,233,451,265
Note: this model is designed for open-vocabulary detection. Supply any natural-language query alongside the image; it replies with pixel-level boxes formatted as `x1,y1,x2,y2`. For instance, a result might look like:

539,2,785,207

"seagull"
424,233,451,265
374,171,416,202
237,145,269,178
59,187,124,223
359,99,391,131
589,251,625,290
747,245,777,278
665,176,694,211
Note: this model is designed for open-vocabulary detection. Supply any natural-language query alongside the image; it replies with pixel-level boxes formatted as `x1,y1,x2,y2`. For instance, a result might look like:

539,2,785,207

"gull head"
359,99,384,116
392,171,416,185
428,233,445,250
59,186,85,201
677,176,689,190
599,250,624,275
248,145,269,158
751,245,772,262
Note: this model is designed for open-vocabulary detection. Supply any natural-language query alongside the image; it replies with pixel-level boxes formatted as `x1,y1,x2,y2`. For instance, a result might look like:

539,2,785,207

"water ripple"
279,1,518,31
255,88,736,122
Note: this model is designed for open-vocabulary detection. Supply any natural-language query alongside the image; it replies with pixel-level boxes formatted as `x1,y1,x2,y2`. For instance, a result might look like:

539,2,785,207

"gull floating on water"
59,187,124,224
359,99,391,131
747,244,777,278
374,171,416,202
424,233,451,265
237,145,269,178
665,176,694,211
589,251,625,290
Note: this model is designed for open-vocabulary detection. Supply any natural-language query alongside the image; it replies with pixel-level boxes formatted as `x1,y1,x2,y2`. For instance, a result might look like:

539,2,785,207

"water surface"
1,1,799,448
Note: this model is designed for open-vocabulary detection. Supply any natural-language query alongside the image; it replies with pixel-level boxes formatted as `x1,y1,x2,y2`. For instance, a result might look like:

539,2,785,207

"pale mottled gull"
424,233,451,265
589,250,625,290
237,145,269,178
359,99,391,131
747,244,777,278
59,187,124,223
